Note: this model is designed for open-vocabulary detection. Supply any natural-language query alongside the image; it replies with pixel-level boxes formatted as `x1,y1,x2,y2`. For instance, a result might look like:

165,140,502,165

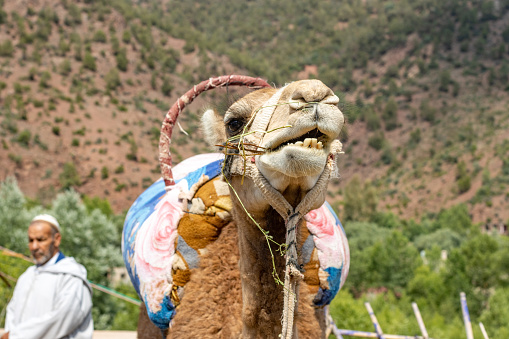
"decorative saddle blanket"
122,153,350,329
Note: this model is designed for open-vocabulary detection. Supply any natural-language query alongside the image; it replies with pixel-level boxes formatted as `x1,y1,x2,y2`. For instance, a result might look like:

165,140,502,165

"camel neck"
233,204,297,338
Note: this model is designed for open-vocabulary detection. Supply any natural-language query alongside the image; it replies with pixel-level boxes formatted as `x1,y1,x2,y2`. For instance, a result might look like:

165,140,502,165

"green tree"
116,48,128,72
382,97,398,130
364,107,381,131
440,233,501,318
39,71,51,88
0,40,14,57
367,131,386,150
433,204,473,235
105,68,121,91
83,52,97,72
370,231,421,290
0,177,33,254
342,175,378,222
15,129,31,148
456,161,471,193
329,290,373,331
479,288,509,338
438,70,451,92
0,81,6,99
414,229,463,251
420,99,436,123
122,30,131,43
59,162,82,189
59,59,72,76
93,30,107,43
161,77,174,97
408,265,446,310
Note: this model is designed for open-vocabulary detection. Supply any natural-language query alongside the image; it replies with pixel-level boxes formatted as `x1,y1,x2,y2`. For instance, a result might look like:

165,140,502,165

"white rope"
249,85,287,148
251,158,334,339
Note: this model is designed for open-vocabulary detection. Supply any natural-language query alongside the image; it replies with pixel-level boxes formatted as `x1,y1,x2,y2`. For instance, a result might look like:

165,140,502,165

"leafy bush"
59,162,82,188
150,73,157,90
101,166,109,179
15,129,31,148
65,4,82,26
414,229,463,251
368,131,386,150
408,128,421,148
83,52,97,71
122,30,131,43
342,176,378,222
105,68,121,91
479,288,509,338
161,77,174,97
39,71,51,89
456,161,471,194
365,107,381,131
438,70,451,92
116,48,128,72
93,30,107,43
52,126,60,136
380,145,395,165
420,99,436,123
0,40,14,57
114,165,124,174
59,59,72,76
0,177,33,253
8,153,22,167
382,97,398,131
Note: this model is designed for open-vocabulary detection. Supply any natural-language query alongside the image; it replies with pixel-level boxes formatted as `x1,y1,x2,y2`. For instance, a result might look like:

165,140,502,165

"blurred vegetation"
333,191,509,338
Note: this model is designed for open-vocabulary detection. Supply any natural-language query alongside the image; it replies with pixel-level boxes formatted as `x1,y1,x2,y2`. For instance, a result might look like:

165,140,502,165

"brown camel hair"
137,80,343,338
138,223,324,339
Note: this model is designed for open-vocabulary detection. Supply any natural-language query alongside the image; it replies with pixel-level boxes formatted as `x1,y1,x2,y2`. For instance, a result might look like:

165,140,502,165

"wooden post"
365,302,385,339
460,292,474,339
479,322,489,339
412,302,429,339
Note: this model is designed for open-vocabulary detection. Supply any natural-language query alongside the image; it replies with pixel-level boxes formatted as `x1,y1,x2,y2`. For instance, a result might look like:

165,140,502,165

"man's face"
28,222,61,265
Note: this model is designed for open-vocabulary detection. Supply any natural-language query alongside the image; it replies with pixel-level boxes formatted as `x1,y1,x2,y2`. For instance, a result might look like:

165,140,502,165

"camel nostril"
289,80,337,105
321,95,339,105
290,91,305,102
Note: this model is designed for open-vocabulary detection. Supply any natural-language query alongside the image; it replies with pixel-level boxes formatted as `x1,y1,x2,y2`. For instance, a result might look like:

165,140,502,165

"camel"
126,77,348,338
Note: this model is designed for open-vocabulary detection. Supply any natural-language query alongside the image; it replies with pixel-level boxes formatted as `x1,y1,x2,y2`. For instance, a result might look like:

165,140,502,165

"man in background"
2,214,93,339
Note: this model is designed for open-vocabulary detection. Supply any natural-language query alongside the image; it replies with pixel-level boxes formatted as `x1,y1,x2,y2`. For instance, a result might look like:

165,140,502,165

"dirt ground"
93,331,137,339
0,330,137,338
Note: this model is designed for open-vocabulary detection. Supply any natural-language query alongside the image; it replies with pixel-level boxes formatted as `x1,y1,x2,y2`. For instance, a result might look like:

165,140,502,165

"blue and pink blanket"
122,154,350,329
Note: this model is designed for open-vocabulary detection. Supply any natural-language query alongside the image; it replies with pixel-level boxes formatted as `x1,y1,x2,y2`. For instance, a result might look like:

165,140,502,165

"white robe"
5,254,94,339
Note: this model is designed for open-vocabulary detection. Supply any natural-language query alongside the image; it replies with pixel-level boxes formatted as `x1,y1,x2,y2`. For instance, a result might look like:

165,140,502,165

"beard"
32,241,56,266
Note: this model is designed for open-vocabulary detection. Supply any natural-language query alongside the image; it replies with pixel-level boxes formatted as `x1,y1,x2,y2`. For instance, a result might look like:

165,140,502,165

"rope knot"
289,265,304,279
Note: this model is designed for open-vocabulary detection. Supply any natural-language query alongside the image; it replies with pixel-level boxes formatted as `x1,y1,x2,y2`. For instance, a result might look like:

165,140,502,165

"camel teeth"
289,139,323,149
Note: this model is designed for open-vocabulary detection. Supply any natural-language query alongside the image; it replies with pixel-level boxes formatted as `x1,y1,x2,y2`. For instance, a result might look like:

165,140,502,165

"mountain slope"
0,0,508,227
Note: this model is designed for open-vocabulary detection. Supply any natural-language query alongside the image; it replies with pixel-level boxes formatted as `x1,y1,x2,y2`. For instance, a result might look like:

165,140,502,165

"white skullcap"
31,214,61,232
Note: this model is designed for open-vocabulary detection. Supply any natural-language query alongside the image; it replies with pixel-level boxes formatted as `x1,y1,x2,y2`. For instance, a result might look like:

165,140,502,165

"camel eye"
227,119,244,134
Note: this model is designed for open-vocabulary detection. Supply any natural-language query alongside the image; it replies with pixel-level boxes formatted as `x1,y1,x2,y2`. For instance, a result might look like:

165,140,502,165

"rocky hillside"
0,0,508,226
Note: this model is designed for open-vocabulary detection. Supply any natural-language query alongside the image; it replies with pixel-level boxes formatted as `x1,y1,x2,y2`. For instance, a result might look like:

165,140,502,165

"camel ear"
201,109,226,149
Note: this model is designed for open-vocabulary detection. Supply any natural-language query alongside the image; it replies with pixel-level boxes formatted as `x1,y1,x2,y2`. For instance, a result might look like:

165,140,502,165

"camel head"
202,79,344,209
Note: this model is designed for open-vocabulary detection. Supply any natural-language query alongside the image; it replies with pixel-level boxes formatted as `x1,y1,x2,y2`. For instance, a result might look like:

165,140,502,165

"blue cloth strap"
55,251,66,263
